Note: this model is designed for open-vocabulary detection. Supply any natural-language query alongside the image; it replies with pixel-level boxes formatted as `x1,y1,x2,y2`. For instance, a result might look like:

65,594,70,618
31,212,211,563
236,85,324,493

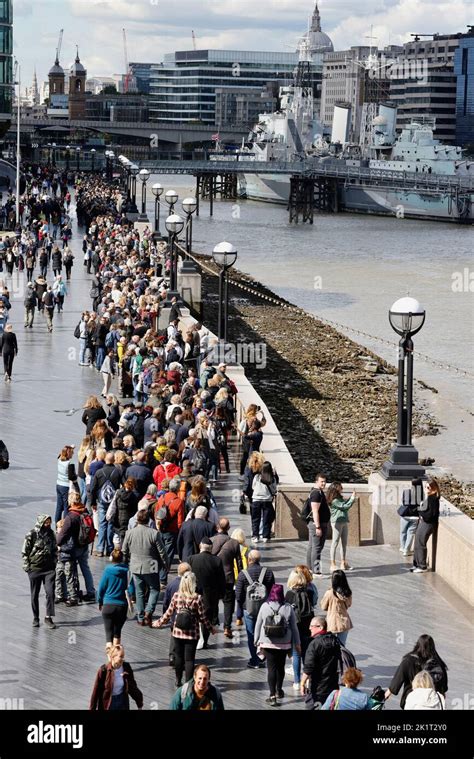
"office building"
454,31,474,148
0,0,13,138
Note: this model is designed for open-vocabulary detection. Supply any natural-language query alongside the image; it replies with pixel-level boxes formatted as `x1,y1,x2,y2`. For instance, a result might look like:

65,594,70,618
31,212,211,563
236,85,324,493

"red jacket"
155,491,184,534
153,461,182,489
89,662,143,710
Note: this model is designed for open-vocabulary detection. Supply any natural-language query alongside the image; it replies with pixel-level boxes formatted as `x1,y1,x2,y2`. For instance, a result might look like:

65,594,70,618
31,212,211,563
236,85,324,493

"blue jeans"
79,338,88,364
134,573,161,620
95,346,106,371
400,517,417,552
292,633,310,685
75,545,95,596
251,501,274,540
77,477,87,503
243,610,259,665
336,630,349,647
159,532,177,583
97,502,114,554
55,485,69,523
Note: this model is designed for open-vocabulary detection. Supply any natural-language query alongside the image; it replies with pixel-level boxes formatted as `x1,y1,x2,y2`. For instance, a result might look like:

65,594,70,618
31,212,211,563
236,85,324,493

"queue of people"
17,172,449,712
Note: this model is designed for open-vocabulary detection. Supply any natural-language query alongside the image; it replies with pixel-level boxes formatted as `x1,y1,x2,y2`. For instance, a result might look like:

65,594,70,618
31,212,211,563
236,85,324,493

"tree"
101,85,117,95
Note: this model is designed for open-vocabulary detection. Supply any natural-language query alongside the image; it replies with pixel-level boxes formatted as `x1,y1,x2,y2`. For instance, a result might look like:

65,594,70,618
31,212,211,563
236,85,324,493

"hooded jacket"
21,514,57,572
303,632,342,704
56,504,85,559
404,688,445,710
153,461,182,489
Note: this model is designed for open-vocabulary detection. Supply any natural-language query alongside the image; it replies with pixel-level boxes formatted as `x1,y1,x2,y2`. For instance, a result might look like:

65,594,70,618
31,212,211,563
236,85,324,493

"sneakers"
247,661,261,669
413,567,428,573
312,572,324,579
402,550,414,557
82,593,96,603
293,683,301,692
251,537,259,544
44,617,56,630
32,618,40,627
65,599,79,607
265,696,280,707
261,538,269,543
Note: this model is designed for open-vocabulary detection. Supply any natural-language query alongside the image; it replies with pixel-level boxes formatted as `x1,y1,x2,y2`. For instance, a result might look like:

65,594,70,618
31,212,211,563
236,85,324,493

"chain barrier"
182,248,474,380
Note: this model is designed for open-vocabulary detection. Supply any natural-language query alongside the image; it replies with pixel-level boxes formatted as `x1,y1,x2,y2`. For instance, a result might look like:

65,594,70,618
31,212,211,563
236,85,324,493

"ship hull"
240,173,473,223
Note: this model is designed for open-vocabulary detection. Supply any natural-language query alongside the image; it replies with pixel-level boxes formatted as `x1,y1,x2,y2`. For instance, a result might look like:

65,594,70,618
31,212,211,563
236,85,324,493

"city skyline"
14,0,473,92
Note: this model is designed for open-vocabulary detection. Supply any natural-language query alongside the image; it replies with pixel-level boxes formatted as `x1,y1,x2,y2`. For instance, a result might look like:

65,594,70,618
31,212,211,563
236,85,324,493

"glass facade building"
454,34,474,148
0,0,13,134
149,49,322,125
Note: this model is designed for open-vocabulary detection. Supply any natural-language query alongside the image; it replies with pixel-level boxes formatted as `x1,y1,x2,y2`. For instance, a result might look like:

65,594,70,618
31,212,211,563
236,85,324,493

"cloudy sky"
14,0,472,91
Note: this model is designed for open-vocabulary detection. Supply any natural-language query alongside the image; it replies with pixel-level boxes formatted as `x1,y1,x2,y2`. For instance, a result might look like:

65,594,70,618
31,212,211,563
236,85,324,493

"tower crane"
410,34,437,42
192,30,197,51
123,28,131,93
56,28,63,64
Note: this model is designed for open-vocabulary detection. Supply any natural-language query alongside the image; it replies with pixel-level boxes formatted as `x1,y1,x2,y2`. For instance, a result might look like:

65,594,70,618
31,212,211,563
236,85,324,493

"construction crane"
123,28,131,93
192,30,197,51
410,34,436,42
56,28,63,64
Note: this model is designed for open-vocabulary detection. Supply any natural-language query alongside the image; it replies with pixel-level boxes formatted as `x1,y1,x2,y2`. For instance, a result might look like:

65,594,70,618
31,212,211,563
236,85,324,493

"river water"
148,175,474,482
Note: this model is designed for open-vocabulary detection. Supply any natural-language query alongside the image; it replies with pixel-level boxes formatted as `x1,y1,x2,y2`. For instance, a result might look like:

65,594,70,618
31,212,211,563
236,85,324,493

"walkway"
0,206,472,711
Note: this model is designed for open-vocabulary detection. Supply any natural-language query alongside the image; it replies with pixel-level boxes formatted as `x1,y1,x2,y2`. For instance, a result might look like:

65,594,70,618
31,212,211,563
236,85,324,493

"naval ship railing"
140,159,474,193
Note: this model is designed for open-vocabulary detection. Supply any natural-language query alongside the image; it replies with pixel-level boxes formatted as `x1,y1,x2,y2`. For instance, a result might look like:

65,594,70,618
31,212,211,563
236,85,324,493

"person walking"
53,275,67,313
96,549,129,647
51,246,62,277
55,445,78,523
254,584,301,707
90,452,123,557
0,323,18,381
189,537,226,648
177,505,216,563
152,570,216,687
385,634,448,709
327,482,356,572
211,518,243,638
56,491,96,603
21,514,58,630
300,616,342,709
89,644,143,711
170,664,224,710
24,282,38,329
235,549,275,669
42,286,55,332
250,461,278,544
411,478,441,574
305,473,330,578
155,477,185,587
320,569,353,647
122,509,169,626
285,568,316,692
64,249,74,280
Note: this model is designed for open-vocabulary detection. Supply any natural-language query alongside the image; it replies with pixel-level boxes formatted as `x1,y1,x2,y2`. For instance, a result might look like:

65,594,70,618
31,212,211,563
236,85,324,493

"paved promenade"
0,209,472,711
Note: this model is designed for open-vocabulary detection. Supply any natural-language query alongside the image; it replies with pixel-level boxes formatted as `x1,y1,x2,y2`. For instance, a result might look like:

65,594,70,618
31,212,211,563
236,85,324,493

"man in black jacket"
235,549,274,668
211,518,242,638
189,538,226,648
177,506,216,562
300,616,341,708
90,452,123,557
24,282,37,328
21,514,57,629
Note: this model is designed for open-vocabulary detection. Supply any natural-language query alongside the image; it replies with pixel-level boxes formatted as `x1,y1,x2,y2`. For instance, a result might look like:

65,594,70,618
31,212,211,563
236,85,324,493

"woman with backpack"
411,478,441,574
285,569,317,692
152,570,216,687
327,481,356,572
320,569,353,647
385,634,448,709
251,461,278,544
254,584,301,707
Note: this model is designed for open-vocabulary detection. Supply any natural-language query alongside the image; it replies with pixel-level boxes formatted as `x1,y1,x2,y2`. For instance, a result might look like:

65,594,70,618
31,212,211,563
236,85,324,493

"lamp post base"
380,445,426,481
180,260,200,273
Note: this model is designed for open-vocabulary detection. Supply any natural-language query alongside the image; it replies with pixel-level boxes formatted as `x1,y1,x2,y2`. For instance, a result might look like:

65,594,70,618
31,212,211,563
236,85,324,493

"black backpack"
0,440,9,469
423,657,446,690
263,604,288,639
175,604,195,632
301,497,312,523
288,588,313,624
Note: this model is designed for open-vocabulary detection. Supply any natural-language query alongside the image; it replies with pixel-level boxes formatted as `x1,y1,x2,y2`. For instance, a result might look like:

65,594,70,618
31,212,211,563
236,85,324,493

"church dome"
298,2,334,57
49,58,64,77
70,49,86,76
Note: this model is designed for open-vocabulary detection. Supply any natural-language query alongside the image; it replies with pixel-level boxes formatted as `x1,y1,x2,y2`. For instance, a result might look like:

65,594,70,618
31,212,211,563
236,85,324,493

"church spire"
311,2,322,32
32,67,39,105
75,45,80,64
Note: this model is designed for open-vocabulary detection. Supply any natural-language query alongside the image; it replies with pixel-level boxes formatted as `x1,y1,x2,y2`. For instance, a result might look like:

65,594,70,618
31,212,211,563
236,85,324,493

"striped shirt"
153,592,212,640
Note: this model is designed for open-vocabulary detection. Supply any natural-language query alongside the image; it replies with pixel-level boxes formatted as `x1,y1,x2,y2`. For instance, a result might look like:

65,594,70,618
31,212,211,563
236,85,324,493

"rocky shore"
196,256,473,517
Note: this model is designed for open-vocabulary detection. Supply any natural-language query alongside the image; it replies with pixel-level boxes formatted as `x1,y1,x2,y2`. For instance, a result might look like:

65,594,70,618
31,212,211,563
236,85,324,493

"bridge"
10,116,249,147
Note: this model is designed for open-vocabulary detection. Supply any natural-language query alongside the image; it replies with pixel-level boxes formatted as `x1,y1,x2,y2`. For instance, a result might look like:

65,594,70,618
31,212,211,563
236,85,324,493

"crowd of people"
17,172,448,712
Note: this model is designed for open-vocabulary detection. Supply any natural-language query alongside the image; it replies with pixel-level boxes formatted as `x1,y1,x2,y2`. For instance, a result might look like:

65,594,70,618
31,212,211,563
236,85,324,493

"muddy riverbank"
196,256,473,517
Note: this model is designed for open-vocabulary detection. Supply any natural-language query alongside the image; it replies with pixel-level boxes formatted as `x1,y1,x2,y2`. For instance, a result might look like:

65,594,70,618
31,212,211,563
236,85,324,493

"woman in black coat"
0,324,18,381
82,396,107,435
411,478,440,573
385,634,448,709
106,394,121,434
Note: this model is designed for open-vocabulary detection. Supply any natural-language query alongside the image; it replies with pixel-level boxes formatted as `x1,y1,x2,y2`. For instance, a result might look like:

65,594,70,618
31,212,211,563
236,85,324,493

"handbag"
397,502,419,518
125,590,136,620
239,495,247,515
329,690,341,710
